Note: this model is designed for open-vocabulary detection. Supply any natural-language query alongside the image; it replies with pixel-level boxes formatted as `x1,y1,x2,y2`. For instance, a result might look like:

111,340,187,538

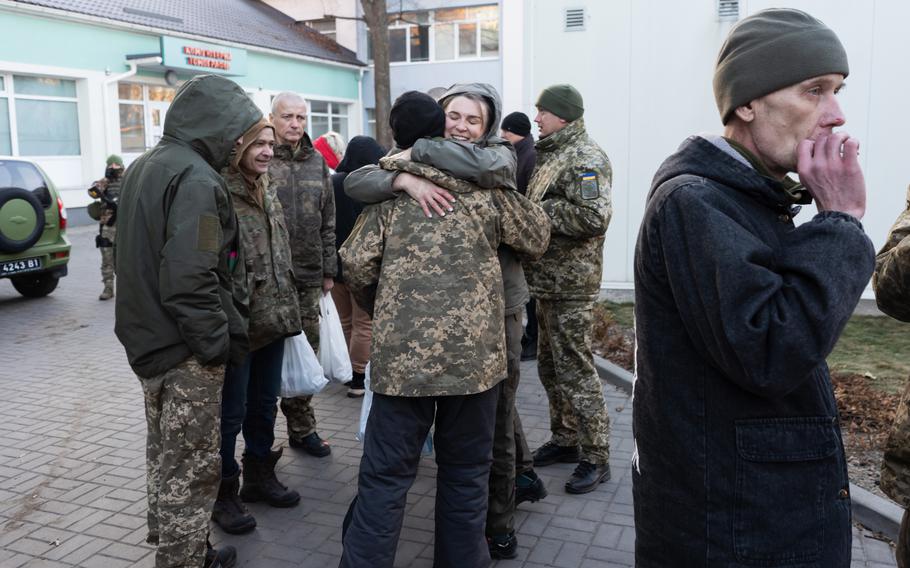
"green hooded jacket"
114,75,261,378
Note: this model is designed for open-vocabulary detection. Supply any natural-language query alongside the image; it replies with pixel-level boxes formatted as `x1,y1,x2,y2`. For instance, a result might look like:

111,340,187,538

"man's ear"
733,103,755,123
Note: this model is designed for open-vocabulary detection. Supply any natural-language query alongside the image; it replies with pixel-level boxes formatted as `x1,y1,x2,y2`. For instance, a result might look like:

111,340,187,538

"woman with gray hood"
341,84,548,564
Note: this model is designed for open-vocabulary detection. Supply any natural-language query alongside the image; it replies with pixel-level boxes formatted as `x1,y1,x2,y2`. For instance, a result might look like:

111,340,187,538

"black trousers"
340,385,500,568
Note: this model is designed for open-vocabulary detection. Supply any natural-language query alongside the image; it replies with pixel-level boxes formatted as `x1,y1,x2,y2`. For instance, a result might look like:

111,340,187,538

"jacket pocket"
733,416,838,565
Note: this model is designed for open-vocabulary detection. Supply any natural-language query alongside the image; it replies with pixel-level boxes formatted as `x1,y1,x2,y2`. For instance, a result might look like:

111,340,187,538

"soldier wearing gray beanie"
714,8,849,124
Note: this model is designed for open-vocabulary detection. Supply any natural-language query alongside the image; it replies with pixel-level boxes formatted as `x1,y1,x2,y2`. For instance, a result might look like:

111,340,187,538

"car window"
0,160,51,207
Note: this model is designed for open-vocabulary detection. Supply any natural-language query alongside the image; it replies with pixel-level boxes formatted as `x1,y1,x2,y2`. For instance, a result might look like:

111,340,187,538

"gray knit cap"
714,8,849,124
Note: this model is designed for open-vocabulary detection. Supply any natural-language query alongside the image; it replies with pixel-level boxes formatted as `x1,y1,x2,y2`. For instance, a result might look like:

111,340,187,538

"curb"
592,354,902,540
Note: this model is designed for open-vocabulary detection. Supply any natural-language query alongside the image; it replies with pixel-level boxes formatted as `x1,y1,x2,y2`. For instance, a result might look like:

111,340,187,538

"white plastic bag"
356,363,433,455
356,362,373,442
319,292,353,383
281,333,328,397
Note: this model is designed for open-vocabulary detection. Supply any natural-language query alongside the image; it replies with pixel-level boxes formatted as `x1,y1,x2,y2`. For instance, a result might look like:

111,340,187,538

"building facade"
0,0,365,221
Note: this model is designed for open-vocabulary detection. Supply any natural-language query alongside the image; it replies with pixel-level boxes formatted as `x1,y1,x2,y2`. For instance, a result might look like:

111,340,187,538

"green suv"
0,158,71,297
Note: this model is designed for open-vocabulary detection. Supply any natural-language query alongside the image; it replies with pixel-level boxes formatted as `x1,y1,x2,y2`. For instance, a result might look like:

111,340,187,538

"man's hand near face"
797,132,866,220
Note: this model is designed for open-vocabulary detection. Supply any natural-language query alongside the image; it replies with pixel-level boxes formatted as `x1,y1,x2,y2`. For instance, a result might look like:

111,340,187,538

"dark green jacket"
114,75,261,378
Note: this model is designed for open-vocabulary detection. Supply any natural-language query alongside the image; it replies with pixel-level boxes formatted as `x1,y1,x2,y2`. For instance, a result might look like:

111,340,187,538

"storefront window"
118,82,173,154
481,21,499,57
13,76,76,98
308,100,349,141
118,83,142,101
0,99,10,155
4,76,81,156
459,23,477,57
389,28,407,63
119,104,146,153
148,86,176,102
15,100,80,156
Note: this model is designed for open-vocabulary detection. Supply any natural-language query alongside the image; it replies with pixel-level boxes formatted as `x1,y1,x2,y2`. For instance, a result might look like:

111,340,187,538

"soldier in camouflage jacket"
269,92,335,457
524,84,613,495
338,88,550,568
873,185,910,567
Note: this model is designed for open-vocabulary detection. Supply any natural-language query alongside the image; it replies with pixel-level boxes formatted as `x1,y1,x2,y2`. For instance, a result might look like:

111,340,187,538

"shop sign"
160,36,248,76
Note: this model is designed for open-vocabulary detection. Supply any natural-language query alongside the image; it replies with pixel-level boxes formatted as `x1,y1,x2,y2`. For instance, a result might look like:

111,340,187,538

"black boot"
347,371,366,398
212,471,256,534
239,448,300,507
515,469,548,505
204,539,237,568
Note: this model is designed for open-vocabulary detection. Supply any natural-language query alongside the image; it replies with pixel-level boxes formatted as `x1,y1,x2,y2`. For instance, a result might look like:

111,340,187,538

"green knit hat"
714,8,849,124
535,84,584,122
106,154,124,167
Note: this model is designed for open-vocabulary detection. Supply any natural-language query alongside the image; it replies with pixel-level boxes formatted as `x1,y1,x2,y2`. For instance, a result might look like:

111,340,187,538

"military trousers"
486,312,533,537
99,223,116,285
280,286,321,441
537,299,610,465
341,385,500,568
140,357,224,568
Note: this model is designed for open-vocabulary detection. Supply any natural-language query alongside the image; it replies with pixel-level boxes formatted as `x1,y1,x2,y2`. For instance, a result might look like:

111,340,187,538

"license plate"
0,257,42,276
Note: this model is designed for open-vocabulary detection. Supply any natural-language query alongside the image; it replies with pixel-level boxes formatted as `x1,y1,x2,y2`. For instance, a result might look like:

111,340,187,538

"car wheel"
11,272,59,298
0,187,46,254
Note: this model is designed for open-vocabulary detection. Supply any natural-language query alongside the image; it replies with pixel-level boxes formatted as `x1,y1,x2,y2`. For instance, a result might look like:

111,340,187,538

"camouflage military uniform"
224,169,300,352
90,176,119,292
345,156,550,396
524,117,613,465
874,185,910,565
339,156,548,568
270,135,336,442
142,357,225,567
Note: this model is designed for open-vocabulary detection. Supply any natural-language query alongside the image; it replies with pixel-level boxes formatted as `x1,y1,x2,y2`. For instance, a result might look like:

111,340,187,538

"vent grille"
565,8,585,32
718,0,739,20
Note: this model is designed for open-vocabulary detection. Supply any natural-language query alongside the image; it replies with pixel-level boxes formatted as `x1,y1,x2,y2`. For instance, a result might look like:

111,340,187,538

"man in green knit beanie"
632,8,873,567
524,83,614,495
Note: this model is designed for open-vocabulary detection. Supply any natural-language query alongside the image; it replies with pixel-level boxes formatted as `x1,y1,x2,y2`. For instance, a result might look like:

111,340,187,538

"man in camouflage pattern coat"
269,92,336,458
338,89,550,568
524,84,613,494
873,184,910,567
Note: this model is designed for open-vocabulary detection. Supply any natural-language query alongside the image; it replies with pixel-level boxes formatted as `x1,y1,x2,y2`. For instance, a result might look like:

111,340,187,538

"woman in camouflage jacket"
213,120,303,536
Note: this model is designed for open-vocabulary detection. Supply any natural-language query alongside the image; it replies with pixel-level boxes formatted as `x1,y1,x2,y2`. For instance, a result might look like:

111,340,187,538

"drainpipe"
358,66,365,135
101,56,162,158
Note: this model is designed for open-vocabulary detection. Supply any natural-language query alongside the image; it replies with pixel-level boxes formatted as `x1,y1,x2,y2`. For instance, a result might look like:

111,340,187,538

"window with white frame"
308,100,350,141
0,74,81,156
305,17,337,41
118,82,177,153
365,108,376,139
368,4,499,64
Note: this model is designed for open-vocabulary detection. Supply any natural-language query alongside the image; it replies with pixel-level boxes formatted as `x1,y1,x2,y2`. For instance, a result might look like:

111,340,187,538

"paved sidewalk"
0,225,898,567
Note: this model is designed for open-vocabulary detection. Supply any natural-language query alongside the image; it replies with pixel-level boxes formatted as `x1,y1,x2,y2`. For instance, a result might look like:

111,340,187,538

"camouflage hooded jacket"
525,118,613,301
873,185,910,504
270,133,337,289
223,169,302,352
340,159,550,397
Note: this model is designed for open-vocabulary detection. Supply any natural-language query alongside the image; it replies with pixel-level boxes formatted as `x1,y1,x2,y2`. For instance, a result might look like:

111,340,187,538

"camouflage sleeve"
321,162,337,277
338,203,386,317
343,164,399,204
874,186,910,321
379,157,475,194
492,190,551,261
543,157,613,239
411,137,517,190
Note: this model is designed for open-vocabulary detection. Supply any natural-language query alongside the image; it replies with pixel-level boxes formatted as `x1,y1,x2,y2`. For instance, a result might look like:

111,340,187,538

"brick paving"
0,224,898,567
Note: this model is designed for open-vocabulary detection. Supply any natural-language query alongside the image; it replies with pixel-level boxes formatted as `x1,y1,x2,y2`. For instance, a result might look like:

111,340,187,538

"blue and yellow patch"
579,172,599,200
